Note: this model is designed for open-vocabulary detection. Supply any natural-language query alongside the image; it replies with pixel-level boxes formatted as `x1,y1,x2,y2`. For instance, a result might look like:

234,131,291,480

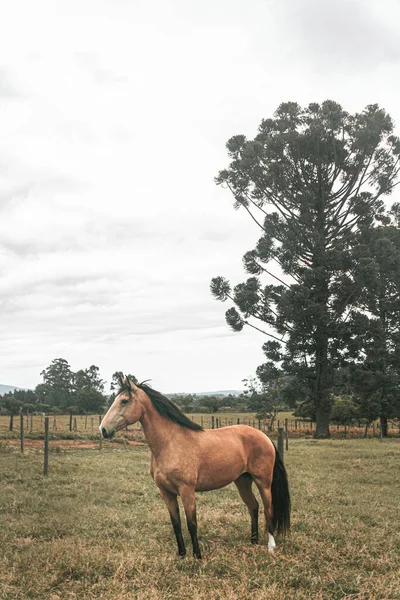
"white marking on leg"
268,533,276,553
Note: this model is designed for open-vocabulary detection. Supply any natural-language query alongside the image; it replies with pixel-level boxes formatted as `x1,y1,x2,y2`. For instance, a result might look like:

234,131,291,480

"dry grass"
1,439,399,599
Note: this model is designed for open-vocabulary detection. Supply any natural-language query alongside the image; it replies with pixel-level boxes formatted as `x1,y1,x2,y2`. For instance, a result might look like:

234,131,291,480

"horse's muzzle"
101,427,115,439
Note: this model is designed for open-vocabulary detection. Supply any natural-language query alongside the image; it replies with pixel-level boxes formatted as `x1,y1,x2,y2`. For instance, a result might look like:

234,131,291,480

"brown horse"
100,378,290,559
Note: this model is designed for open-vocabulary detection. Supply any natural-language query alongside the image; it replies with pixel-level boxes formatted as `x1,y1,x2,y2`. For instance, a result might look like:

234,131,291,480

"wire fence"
1,412,399,439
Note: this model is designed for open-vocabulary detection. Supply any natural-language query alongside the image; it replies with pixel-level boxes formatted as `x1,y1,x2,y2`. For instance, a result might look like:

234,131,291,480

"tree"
211,101,400,437
347,220,400,435
38,358,75,408
74,388,106,414
73,366,107,413
199,396,224,413
83,365,105,393
243,376,285,430
329,395,358,426
171,394,196,413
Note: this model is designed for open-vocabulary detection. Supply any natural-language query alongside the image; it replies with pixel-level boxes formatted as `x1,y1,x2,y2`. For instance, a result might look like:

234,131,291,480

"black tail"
271,443,291,535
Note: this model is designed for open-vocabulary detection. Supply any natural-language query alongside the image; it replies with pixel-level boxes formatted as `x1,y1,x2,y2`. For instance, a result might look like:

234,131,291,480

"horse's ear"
126,375,138,391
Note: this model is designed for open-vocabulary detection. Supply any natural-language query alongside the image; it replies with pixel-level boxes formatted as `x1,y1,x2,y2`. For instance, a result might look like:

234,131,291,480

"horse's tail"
271,443,291,535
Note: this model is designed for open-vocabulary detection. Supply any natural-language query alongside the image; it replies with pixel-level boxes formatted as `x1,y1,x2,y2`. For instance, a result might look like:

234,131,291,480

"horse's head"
100,376,144,439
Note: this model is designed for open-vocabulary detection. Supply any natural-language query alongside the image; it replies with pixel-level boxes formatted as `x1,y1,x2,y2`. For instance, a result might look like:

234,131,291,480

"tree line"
1,357,397,433
0,359,134,416
211,100,400,437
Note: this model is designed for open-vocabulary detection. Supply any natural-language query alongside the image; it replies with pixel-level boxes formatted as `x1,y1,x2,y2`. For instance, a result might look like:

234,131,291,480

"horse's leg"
179,486,201,559
253,478,276,553
234,473,259,544
159,488,186,557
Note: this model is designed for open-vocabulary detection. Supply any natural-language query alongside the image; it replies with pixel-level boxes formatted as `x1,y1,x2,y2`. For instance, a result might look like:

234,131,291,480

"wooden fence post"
211,416,215,429
69,412,73,432
73,417,77,432
20,414,24,453
278,427,284,463
9,414,14,431
237,418,240,425
30,414,33,433
44,417,49,476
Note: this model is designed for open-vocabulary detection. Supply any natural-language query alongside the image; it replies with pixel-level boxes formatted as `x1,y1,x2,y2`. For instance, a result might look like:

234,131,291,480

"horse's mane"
118,380,203,432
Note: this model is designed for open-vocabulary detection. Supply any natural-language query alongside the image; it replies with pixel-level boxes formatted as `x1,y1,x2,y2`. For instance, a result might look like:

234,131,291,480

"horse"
100,377,290,559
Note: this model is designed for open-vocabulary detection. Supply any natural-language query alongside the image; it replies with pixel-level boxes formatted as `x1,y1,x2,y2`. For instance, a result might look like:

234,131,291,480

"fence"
1,412,399,439
2,412,399,477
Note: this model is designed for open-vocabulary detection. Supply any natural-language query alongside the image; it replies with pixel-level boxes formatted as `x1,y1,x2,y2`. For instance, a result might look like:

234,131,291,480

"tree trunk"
314,401,331,438
313,323,331,439
380,415,388,438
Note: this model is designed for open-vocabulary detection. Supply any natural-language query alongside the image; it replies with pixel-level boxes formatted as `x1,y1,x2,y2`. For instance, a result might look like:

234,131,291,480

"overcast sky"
1,0,400,393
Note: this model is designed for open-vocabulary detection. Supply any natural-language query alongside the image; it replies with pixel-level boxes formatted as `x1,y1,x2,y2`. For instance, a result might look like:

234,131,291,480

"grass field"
1,438,399,599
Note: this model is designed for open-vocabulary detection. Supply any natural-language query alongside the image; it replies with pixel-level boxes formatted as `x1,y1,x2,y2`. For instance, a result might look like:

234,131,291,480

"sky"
1,0,400,393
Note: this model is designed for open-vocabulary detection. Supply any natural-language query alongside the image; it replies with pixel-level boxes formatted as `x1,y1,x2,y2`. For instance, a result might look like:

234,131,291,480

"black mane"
118,380,203,432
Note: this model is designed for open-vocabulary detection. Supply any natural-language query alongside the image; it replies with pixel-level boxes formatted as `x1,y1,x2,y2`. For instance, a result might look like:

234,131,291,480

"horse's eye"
120,399,129,405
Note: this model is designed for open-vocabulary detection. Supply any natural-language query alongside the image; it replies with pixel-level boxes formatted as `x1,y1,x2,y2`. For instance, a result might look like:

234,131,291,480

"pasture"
1,438,399,599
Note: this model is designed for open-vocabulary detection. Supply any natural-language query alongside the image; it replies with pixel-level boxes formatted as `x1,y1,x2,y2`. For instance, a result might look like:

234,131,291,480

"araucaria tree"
211,101,400,437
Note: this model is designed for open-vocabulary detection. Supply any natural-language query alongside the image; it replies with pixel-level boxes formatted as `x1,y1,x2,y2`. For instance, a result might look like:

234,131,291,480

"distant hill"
0,383,241,398
167,390,242,398
0,384,24,395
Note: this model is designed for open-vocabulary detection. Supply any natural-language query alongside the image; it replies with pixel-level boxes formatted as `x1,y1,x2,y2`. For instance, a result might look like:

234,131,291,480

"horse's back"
194,425,275,491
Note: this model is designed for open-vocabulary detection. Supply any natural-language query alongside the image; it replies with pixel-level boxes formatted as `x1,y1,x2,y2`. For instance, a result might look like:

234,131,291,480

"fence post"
278,427,284,463
258,419,261,430
285,429,289,451
44,417,49,476
73,417,77,432
9,414,14,431
237,418,240,425
69,412,73,432
201,416,203,428
30,414,33,432
99,415,102,450
211,416,215,429
344,423,347,439
20,414,24,453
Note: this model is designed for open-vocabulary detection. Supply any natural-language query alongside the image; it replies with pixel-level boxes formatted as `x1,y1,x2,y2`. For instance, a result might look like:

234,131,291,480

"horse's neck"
139,396,181,458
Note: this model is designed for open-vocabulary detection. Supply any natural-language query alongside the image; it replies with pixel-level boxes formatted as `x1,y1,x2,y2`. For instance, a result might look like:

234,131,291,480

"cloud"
282,0,400,72
0,68,20,98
